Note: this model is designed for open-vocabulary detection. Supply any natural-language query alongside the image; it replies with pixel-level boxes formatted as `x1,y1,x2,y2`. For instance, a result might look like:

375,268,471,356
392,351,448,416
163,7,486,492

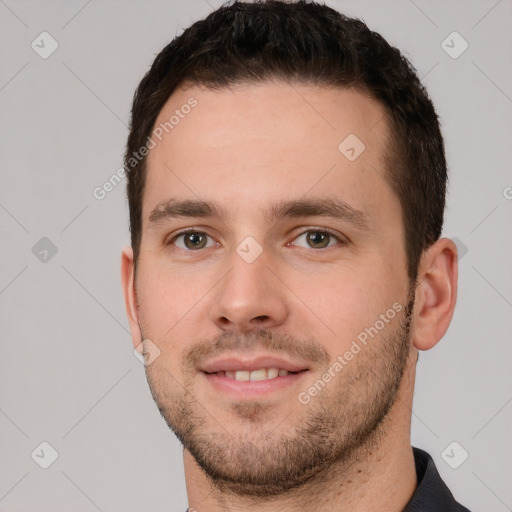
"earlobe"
121,246,142,349
412,238,458,351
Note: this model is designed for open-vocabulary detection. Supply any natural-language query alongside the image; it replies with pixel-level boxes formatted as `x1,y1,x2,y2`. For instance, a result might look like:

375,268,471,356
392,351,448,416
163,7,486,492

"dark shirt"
403,446,471,511
185,446,472,511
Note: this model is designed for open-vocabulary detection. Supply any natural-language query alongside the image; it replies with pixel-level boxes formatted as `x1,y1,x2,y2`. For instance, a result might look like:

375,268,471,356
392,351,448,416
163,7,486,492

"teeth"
221,368,288,381
267,368,279,379
235,370,250,381
249,369,267,381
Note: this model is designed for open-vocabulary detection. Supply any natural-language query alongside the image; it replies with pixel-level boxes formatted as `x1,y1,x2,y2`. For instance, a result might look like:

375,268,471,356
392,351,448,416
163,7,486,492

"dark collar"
403,447,471,511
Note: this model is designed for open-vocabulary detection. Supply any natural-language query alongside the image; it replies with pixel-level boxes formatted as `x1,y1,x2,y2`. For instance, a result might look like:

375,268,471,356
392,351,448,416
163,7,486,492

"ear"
121,246,142,349
412,238,458,351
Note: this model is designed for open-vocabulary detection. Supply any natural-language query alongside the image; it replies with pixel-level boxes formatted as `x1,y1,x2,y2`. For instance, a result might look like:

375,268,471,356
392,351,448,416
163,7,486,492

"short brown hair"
125,0,447,281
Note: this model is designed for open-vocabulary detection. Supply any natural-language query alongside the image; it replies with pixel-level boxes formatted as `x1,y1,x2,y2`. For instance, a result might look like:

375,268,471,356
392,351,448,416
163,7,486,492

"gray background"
1,1,511,511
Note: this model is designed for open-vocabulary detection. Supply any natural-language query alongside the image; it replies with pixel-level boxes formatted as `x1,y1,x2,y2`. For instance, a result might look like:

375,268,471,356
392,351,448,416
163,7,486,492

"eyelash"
166,227,346,252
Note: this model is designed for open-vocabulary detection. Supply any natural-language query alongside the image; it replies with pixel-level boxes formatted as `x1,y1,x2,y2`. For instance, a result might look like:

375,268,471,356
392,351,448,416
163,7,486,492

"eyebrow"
148,197,372,231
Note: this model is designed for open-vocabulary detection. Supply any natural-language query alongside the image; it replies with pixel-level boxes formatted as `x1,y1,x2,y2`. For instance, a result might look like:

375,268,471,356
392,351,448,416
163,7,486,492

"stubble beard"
144,292,414,497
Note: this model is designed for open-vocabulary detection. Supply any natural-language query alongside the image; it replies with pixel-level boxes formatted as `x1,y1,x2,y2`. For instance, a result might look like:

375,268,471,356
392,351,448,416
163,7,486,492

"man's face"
128,81,415,495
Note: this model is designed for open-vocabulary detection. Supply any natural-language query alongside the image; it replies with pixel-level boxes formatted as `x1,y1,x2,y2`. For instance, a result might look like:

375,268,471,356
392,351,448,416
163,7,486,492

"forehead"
150,80,388,156
143,81,395,226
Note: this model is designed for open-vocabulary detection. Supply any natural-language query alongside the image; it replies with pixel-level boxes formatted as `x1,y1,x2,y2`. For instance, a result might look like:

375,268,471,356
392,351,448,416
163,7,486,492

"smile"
210,368,295,381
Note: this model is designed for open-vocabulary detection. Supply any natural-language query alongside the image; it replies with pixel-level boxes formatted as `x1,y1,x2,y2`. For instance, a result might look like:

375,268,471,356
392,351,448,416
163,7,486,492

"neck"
184,356,418,512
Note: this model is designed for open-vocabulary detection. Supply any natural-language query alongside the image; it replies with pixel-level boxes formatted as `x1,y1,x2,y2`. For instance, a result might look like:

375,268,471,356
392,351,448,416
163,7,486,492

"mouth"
205,367,304,381
199,355,310,397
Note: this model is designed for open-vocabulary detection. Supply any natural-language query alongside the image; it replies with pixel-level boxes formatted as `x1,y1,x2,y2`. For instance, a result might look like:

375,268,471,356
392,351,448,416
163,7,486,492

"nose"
209,244,288,333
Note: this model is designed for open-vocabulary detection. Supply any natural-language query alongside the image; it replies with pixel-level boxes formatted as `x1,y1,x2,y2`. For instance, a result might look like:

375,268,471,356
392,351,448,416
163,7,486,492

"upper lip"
199,354,310,373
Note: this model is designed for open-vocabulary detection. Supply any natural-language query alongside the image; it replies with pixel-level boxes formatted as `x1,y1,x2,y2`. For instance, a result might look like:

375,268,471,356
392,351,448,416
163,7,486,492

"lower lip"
202,371,309,398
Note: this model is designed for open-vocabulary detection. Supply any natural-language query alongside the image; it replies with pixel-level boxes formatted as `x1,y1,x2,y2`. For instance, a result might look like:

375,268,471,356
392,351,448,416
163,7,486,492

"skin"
121,81,458,512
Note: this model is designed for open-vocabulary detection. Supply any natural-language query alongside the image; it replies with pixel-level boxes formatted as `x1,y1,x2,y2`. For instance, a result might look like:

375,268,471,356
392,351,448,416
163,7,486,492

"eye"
289,229,344,249
169,230,216,251
167,228,344,252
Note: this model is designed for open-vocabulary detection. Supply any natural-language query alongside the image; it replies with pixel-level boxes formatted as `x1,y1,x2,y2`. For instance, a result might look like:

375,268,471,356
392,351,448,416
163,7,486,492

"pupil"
186,232,205,249
308,232,328,248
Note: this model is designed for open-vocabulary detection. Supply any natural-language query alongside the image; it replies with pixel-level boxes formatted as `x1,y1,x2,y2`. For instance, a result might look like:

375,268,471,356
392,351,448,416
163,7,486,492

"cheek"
137,274,195,380
293,265,405,353
136,264,197,344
